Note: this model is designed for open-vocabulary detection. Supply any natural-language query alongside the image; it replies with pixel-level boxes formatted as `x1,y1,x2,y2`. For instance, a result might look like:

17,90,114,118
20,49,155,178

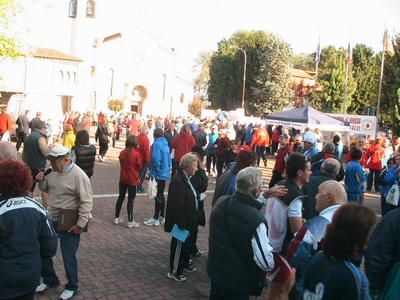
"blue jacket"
345,160,367,195
0,196,58,298
206,133,218,155
244,126,253,143
149,137,171,181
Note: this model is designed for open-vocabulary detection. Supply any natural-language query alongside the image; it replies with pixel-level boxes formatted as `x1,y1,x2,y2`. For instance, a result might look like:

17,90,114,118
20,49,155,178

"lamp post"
230,45,247,109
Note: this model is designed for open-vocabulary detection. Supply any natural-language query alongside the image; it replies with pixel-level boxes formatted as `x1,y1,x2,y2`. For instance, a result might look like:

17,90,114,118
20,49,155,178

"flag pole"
313,36,321,108
343,42,350,114
377,22,388,125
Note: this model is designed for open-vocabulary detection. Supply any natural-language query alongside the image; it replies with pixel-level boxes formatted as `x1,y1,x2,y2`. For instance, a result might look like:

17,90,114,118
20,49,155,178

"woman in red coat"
171,125,196,174
114,135,143,228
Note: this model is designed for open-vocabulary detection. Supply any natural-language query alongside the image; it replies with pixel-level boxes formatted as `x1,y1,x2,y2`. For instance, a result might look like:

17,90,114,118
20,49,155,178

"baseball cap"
238,145,253,153
45,145,70,161
191,145,207,157
303,132,316,144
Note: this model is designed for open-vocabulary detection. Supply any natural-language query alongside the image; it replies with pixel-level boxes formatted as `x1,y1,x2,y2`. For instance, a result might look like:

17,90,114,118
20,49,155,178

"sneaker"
60,289,76,300
127,221,140,228
114,217,123,225
98,155,104,162
144,217,160,226
191,250,205,257
167,272,187,282
188,259,193,266
137,188,146,194
183,266,197,272
263,159,267,167
159,216,165,224
36,282,60,292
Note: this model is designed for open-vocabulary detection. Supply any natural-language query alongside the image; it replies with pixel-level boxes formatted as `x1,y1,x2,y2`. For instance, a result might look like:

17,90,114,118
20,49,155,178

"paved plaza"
27,138,381,300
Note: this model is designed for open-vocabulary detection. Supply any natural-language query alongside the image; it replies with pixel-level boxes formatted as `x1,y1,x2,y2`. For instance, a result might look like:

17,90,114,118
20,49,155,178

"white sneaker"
143,217,160,226
159,216,165,224
60,289,76,300
114,217,123,225
127,221,140,228
36,282,60,292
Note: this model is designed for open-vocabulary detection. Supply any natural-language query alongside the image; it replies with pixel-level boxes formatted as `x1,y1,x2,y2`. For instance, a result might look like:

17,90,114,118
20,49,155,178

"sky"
12,0,400,77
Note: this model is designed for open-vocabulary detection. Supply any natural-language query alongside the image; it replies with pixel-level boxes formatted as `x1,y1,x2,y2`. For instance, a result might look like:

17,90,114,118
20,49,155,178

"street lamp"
230,45,247,109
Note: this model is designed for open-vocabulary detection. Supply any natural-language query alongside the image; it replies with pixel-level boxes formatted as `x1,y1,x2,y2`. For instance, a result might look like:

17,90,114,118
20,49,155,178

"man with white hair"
0,140,17,160
208,167,274,298
286,180,348,295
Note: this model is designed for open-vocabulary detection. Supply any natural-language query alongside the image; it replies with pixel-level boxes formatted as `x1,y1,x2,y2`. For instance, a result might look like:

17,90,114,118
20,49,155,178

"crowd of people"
1,105,400,300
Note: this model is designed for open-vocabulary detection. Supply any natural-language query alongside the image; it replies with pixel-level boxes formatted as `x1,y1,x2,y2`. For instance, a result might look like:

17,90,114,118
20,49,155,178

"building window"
73,72,77,83
60,71,64,83
66,71,71,83
180,93,184,104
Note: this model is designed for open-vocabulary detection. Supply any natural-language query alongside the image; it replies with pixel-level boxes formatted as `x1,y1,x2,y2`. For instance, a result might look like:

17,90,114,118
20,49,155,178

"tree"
293,52,315,70
192,50,212,101
188,97,202,117
0,0,22,59
317,46,356,113
350,44,380,115
382,33,400,133
207,30,270,112
108,99,124,113
251,35,293,115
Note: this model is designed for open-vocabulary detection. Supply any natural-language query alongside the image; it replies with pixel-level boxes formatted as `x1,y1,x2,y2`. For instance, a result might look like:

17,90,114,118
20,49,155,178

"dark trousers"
99,142,108,157
115,181,137,222
367,169,381,192
3,289,36,300
216,159,225,178
138,161,149,191
16,131,28,151
269,169,283,188
153,180,166,219
206,154,216,174
41,221,79,292
172,160,179,177
169,234,195,276
381,194,398,217
209,281,249,300
271,141,279,154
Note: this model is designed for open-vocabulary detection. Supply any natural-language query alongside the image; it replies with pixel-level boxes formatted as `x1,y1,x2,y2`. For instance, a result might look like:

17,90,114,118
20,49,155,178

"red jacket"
347,149,367,167
365,144,386,170
274,143,293,173
171,132,196,162
0,112,12,134
215,136,231,158
137,133,150,162
251,127,270,147
119,148,143,186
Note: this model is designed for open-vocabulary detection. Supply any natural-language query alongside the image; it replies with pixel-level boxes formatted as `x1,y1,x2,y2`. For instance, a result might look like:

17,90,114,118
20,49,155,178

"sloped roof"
33,48,83,62
291,68,314,79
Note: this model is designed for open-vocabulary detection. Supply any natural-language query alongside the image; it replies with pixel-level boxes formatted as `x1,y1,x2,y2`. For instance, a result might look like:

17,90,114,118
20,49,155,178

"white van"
7,93,64,141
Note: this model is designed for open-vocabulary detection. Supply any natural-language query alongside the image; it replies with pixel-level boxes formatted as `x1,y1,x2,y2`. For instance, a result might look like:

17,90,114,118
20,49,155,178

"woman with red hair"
0,159,57,300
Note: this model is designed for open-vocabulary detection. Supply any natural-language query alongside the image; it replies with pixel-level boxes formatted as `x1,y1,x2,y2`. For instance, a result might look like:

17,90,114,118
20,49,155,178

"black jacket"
164,168,199,234
212,165,240,207
95,123,110,144
164,129,177,152
302,172,337,220
208,192,266,295
72,144,96,178
365,208,400,290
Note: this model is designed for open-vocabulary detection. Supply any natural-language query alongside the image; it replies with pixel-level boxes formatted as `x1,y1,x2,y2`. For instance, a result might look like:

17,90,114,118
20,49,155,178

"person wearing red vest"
365,137,386,192
251,124,270,167
269,133,292,188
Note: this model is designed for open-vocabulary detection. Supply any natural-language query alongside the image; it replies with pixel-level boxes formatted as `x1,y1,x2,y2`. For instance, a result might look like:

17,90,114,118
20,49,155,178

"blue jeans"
41,220,80,292
138,161,149,191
